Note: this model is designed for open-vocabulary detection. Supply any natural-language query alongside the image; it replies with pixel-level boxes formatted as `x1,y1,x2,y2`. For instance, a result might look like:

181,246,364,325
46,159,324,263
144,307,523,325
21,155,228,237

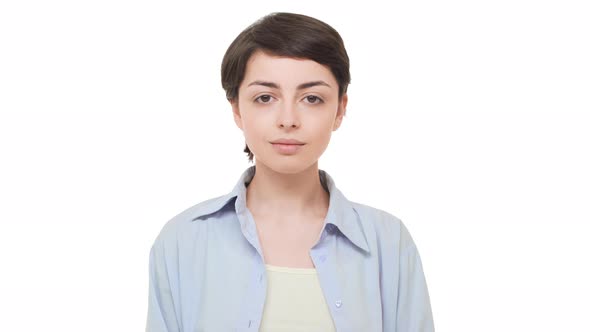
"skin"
231,49,348,268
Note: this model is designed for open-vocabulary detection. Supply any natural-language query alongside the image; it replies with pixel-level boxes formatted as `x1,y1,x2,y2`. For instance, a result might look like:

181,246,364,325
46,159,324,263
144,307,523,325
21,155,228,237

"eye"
304,95,324,104
254,94,274,104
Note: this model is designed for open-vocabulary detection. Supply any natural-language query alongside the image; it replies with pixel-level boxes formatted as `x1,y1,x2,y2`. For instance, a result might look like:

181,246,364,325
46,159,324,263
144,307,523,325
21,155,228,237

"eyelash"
254,94,324,105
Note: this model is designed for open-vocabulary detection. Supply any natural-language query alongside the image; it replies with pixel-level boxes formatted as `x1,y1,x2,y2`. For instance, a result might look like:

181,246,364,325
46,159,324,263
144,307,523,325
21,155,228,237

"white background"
1,0,589,331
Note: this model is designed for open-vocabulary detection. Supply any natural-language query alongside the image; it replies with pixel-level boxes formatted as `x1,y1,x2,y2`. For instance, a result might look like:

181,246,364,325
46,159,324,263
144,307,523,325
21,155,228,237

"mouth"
270,142,305,154
270,139,305,145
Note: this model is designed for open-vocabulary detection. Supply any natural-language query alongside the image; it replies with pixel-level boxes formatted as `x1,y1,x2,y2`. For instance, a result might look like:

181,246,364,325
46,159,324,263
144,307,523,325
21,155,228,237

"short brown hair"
221,12,351,163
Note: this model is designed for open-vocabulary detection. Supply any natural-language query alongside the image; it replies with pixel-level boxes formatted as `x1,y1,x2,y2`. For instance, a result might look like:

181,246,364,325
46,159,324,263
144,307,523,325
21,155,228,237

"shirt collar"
190,165,370,254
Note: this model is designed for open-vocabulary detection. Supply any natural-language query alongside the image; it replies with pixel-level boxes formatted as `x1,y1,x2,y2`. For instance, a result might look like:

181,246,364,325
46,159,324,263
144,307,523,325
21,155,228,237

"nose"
277,102,300,129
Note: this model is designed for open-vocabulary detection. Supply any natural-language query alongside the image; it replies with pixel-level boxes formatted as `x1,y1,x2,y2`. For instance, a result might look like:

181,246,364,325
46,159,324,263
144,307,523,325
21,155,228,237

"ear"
332,94,348,131
231,99,243,130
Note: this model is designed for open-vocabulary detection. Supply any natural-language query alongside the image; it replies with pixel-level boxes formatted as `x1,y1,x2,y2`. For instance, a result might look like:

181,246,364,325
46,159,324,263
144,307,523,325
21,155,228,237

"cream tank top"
258,264,337,332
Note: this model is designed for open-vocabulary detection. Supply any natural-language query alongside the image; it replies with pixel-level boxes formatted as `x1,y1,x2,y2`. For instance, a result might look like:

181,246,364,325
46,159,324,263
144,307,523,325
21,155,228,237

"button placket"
238,251,266,331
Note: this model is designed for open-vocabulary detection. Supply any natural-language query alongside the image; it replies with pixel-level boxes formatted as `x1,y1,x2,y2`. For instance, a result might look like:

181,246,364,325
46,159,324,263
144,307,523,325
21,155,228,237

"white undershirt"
259,264,337,332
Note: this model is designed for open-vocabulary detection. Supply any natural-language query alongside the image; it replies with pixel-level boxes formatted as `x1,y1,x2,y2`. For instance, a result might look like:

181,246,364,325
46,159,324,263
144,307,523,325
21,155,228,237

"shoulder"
350,201,417,253
151,194,229,249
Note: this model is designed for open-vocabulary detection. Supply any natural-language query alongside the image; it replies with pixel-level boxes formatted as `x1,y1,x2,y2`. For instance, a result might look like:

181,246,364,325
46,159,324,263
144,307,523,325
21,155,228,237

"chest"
175,214,390,331
253,216,326,268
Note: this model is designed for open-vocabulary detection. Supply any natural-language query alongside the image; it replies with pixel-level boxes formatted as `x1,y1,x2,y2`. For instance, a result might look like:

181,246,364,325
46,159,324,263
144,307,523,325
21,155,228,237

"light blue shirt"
146,166,434,331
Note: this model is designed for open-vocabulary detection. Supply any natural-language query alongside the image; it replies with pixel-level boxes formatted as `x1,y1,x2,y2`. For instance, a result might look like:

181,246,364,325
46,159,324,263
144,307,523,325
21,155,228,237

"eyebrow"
247,80,331,90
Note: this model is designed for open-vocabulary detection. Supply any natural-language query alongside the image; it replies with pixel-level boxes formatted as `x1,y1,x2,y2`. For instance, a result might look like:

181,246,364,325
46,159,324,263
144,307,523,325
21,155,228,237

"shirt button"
259,273,263,282
319,255,327,262
335,300,342,308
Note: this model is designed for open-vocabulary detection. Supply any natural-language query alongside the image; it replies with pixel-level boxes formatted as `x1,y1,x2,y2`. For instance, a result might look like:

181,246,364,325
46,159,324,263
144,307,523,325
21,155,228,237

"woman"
147,12,434,332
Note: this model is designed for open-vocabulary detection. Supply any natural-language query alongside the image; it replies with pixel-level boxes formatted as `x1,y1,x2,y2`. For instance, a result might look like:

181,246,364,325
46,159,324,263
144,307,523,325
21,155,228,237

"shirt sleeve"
396,226,435,332
146,241,180,332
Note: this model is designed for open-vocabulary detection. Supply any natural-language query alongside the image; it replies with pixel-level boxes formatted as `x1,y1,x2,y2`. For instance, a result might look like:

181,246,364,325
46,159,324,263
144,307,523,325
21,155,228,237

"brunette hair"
221,12,351,163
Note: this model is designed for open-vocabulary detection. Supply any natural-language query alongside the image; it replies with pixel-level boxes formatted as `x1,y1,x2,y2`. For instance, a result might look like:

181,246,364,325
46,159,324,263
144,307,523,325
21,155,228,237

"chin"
256,157,317,175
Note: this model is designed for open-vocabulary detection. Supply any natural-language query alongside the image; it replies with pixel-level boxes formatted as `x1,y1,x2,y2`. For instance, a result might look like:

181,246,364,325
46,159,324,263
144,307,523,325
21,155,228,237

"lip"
270,138,305,145
271,142,304,154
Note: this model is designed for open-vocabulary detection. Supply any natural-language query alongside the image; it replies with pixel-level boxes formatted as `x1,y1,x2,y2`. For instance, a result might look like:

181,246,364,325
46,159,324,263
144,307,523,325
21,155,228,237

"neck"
245,162,330,224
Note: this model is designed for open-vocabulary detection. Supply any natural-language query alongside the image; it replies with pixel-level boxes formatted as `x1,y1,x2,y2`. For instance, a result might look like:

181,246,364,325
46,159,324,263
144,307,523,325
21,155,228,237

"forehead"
242,50,337,87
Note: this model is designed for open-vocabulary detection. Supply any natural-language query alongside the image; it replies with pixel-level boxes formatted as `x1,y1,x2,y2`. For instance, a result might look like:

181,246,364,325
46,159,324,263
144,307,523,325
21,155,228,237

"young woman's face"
231,50,347,173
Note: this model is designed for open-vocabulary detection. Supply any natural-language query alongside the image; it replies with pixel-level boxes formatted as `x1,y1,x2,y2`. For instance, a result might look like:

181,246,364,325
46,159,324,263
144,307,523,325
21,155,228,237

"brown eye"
255,95,273,104
305,95,323,104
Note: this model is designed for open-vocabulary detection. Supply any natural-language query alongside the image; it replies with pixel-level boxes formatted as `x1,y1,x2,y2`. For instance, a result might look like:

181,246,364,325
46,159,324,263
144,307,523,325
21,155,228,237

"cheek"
240,114,269,145
242,112,267,132
308,118,335,141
